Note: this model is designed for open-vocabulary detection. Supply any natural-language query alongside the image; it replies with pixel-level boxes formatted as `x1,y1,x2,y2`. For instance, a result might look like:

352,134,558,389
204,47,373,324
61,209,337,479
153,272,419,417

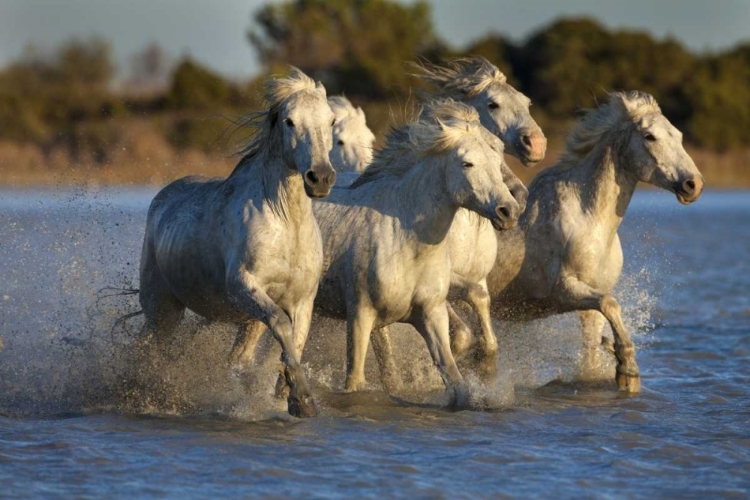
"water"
0,188,748,498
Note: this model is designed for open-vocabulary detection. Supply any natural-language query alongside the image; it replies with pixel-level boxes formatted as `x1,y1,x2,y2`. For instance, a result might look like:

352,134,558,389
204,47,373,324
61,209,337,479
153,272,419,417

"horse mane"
556,91,661,169
351,100,481,188
329,95,367,126
410,56,508,99
229,67,320,177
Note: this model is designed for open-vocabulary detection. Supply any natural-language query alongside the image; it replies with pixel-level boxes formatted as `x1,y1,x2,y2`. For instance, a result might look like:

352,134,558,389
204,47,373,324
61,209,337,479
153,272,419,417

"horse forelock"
351,101,481,188
413,56,508,99
559,91,662,167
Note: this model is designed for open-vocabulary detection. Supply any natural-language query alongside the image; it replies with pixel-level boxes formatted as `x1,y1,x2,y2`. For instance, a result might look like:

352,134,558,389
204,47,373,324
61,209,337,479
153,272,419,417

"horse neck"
394,157,457,246
568,142,638,235
232,145,311,223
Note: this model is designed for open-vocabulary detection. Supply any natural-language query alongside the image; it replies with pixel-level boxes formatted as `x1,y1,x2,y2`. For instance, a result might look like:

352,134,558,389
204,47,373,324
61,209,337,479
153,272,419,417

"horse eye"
644,133,656,141
488,102,499,110
284,118,295,127
337,140,344,146
462,162,474,168
331,119,336,127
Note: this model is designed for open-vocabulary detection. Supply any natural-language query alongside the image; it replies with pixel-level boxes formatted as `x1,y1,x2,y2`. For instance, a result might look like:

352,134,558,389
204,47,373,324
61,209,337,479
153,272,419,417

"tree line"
0,0,748,173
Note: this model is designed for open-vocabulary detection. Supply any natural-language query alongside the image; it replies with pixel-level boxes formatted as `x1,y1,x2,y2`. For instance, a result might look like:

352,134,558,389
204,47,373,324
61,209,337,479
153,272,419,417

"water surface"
0,189,748,498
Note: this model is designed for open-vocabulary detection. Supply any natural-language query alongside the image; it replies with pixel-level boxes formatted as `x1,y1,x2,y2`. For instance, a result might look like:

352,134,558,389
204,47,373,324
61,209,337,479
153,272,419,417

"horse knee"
600,294,622,319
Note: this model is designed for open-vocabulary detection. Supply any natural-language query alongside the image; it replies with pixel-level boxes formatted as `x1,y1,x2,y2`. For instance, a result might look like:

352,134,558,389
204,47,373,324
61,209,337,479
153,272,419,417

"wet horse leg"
229,320,267,372
273,294,316,400
413,304,469,409
558,278,640,393
370,326,404,394
345,307,377,392
577,310,609,380
466,279,498,378
139,265,185,351
446,301,474,358
227,271,317,417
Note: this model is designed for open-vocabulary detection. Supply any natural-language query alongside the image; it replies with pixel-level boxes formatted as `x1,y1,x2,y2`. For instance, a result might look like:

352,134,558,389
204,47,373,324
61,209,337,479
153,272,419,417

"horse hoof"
449,384,470,410
616,372,641,394
288,396,318,418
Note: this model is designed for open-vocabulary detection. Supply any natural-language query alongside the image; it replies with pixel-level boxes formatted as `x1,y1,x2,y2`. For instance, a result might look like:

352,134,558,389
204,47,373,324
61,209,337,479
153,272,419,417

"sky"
0,0,748,79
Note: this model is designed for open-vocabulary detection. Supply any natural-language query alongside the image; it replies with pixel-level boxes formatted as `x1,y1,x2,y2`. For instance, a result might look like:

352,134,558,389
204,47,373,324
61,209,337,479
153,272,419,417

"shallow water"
0,188,748,498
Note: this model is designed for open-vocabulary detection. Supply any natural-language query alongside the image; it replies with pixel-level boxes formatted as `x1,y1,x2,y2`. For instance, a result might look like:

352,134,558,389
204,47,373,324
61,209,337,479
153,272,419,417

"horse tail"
96,286,144,343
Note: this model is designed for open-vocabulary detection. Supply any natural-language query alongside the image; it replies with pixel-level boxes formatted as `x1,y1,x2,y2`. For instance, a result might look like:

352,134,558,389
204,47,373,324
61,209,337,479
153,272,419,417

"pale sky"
0,0,748,79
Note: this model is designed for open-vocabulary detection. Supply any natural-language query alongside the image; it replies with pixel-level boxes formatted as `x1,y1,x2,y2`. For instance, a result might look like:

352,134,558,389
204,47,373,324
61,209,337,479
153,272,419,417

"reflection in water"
0,189,748,497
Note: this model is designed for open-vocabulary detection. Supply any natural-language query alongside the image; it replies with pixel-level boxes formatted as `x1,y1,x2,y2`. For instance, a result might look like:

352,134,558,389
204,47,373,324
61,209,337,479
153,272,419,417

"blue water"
0,189,748,498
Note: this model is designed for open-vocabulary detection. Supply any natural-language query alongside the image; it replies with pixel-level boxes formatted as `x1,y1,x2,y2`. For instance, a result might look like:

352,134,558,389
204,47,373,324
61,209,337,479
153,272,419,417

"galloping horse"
486,91,704,392
313,101,519,407
139,68,336,417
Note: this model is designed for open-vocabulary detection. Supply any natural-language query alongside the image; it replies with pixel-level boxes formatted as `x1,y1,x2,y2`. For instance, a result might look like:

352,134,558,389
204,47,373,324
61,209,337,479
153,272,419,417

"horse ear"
315,81,327,97
356,107,366,120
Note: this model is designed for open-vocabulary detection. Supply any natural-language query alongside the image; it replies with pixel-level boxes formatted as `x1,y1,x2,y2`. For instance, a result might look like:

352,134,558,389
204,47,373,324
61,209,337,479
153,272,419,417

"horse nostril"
684,179,696,192
305,170,319,185
521,135,532,147
496,205,511,219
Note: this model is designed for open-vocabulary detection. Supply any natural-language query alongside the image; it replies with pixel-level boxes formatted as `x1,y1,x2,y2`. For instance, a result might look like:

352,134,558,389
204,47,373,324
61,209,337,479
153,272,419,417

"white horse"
312,100,520,407
485,91,704,393
365,57,545,383
328,96,376,173
138,68,337,418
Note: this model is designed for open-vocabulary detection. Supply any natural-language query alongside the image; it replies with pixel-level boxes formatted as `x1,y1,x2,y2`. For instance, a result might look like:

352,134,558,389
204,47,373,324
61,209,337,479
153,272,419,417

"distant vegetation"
0,0,748,186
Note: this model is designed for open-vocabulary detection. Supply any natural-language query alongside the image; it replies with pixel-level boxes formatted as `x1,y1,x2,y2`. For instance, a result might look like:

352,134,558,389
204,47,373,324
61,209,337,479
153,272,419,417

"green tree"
249,0,442,98
168,57,232,110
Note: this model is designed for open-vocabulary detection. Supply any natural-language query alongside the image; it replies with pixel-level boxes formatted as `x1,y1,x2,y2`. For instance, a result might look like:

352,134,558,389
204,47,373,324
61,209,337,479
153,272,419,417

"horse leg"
370,326,404,394
577,310,610,380
558,278,640,393
139,266,185,350
413,304,469,409
227,272,316,418
229,320,267,372
466,280,498,379
447,301,474,359
272,294,316,401
345,307,377,392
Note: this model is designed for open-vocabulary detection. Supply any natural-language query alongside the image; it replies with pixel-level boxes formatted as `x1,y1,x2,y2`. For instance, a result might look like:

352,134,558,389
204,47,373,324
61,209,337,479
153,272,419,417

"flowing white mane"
559,91,661,167
411,56,508,98
230,67,321,177
351,100,481,187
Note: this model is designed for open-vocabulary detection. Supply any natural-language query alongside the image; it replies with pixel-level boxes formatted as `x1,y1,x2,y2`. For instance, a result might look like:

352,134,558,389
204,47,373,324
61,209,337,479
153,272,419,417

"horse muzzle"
516,128,547,166
304,165,337,198
490,202,520,231
673,175,704,205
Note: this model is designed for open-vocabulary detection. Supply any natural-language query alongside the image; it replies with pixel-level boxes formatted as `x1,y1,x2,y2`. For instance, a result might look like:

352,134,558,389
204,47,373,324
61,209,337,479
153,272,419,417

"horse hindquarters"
138,232,185,344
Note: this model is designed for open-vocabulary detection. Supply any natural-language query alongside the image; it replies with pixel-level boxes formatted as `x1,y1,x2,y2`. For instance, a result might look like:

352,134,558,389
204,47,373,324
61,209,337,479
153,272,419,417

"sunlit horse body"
485,91,704,392
362,58,545,383
310,101,520,407
328,95,376,173
138,69,337,417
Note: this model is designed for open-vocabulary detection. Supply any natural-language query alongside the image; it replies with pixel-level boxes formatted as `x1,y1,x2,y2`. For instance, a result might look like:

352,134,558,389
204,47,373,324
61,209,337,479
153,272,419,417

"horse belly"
154,231,236,321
